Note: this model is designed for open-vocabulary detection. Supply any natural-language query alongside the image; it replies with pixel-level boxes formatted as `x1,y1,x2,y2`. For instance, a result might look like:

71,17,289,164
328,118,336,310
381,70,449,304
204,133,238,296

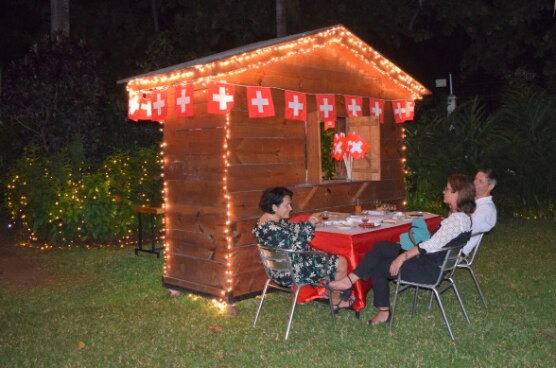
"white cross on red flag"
392,100,415,123
369,98,385,124
151,90,168,121
316,94,336,123
174,84,194,117
345,132,369,159
208,82,235,114
128,92,141,122
332,133,346,160
284,90,307,121
138,92,153,120
344,95,363,118
247,86,275,118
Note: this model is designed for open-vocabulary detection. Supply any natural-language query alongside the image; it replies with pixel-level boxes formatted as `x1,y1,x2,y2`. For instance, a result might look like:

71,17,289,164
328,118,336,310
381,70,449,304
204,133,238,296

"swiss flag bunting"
316,94,336,123
344,95,363,118
175,84,194,117
284,90,307,121
151,90,168,121
129,83,416,124
392,100,415,123
208,82,235,114
128,92,141,122
138,92,153,120
369,98,385,124
247,86,275,118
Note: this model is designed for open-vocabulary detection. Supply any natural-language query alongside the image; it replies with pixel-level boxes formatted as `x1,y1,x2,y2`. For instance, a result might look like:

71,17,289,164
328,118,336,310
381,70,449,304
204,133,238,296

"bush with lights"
4,148,162,247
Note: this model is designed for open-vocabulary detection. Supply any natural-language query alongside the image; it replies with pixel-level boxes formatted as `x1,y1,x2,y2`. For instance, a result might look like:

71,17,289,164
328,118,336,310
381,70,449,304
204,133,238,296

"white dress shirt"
463,196,497,255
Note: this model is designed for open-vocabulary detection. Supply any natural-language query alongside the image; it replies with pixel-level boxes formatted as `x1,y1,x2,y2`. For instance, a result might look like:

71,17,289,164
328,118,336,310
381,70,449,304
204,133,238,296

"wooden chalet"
119,25,430,303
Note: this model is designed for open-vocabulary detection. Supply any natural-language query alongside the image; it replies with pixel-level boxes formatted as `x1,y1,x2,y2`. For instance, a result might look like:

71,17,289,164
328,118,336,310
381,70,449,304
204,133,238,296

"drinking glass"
321,211,329,221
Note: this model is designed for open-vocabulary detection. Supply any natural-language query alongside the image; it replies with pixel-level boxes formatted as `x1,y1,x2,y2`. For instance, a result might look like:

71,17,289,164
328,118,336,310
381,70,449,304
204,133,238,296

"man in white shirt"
463,169,497,255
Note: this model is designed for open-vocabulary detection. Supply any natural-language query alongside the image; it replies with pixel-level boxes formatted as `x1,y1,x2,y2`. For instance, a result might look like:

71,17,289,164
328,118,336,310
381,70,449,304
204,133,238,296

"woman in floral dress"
253,187,352,309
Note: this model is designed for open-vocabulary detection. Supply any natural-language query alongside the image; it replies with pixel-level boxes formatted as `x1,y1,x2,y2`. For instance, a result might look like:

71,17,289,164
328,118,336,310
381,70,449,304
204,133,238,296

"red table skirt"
292,214,442,312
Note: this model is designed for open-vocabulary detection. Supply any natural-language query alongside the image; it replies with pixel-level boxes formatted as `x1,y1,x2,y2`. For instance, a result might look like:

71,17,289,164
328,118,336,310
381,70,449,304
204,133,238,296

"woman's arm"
390,246,420,276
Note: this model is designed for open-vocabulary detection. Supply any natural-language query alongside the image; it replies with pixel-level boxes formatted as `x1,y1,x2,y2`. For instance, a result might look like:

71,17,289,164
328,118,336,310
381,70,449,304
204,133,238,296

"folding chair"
252,244,336,341
389,244,470,341
457,234,487,308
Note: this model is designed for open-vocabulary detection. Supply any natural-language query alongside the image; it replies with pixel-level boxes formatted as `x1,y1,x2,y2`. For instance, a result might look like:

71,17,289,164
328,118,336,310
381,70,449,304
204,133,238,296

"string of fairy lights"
126,26,428,100
5,154,161,250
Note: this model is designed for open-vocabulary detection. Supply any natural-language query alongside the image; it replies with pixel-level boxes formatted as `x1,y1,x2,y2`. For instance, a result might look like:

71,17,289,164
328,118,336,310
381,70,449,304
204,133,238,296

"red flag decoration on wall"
151,90,168,121
284,90,307,121
332,133,346,160
246,86,275,118
369,98,385,123
139,92,153,120
175,84,194,117
316,94,336,123
345,132,370,159
324,121,336,130
208,82,235,114
128,92,141,121
344,95,363,118
392,100,415,123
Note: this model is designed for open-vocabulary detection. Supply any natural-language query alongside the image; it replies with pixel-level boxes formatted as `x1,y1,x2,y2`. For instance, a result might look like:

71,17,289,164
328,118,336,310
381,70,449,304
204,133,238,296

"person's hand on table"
308,213,321,225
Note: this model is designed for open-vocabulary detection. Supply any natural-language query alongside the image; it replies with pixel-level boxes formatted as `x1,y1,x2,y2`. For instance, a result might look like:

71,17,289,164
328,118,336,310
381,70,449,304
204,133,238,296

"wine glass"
361,214,370,224
373,199,381,210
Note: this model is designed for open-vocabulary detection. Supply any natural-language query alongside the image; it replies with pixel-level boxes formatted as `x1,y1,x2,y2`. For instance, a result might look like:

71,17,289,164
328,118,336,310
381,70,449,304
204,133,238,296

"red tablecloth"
293,213,442,312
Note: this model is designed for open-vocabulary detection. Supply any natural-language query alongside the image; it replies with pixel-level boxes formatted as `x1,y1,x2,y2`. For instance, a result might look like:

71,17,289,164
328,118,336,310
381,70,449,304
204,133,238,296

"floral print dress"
253,219,339,287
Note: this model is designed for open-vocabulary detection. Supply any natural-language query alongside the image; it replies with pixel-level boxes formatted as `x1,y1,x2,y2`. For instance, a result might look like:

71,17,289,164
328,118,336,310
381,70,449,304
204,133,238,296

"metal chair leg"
253,280,271,326
389,279,402,332
467,267,488,308
432,289,455,341
285,288,301,341
450,280,471,325
411,286,419,314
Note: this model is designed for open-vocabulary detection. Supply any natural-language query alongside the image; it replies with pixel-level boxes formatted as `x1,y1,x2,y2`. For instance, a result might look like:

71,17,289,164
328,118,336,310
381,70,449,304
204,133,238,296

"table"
132,205,165,258
296,212,442,312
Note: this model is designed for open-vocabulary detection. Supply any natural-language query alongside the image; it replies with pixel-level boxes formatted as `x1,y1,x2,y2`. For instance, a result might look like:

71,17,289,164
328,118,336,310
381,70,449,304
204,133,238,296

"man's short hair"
479,168,497,186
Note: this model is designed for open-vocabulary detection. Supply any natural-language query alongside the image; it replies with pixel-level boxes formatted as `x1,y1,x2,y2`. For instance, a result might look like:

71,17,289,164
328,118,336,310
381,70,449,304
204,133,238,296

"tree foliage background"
0,0,554,244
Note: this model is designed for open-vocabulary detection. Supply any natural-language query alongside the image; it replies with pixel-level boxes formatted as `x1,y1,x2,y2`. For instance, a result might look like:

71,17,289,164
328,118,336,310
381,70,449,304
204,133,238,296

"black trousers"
353,241,445,308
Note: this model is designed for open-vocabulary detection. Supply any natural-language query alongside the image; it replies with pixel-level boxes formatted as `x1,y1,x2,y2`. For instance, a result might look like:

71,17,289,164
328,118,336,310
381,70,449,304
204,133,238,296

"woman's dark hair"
448,174,476,215
259,187,293,214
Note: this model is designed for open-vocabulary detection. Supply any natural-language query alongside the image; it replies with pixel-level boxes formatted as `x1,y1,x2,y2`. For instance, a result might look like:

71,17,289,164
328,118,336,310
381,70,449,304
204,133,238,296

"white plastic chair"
457,234,488,308
389,244,470,341
252,244,335,341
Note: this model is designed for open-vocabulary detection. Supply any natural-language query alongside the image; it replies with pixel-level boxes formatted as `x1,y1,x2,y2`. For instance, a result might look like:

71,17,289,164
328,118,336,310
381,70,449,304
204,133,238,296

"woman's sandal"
333,295,356,314
367,308,391,327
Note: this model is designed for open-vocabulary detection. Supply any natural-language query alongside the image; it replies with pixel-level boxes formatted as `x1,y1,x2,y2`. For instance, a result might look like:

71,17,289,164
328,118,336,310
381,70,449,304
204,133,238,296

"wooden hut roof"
120,24,431,99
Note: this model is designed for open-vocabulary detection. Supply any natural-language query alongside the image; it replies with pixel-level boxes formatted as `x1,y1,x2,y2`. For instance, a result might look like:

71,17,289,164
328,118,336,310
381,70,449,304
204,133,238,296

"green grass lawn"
1,218,555,367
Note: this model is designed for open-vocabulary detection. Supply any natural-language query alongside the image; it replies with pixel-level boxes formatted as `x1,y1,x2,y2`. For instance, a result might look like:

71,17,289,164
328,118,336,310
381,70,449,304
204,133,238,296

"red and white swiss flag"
316,94,336,123
138,92,153,120
151,90,168,121
324,121,335,130
174,84,194,117
207,82,235,114
128,92,141,122
284,90,307,121
344,95,363,118
369,98,385,124
392,100,415,123
247,86,275,118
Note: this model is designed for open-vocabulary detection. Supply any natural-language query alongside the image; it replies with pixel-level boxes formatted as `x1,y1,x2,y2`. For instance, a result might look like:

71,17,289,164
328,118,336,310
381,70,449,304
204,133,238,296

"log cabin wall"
154,35,421,300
